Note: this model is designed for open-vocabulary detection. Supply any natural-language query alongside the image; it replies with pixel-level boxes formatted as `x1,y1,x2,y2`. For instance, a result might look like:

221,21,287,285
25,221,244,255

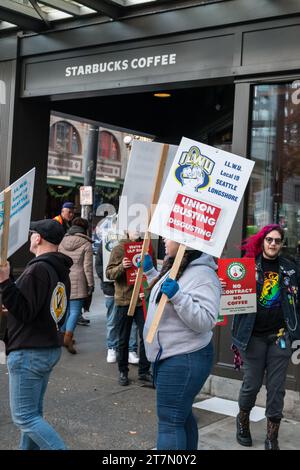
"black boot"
118,372,129,386
265,418,280,450
236,409,252,447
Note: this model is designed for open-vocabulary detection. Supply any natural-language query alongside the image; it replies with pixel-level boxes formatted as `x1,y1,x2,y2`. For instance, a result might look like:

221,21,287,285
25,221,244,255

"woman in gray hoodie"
142,239,221,450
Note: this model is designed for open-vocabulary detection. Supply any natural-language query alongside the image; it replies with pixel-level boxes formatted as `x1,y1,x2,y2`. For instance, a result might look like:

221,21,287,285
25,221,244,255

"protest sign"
117,141,177,234
102,230,120,282
0,168,35,259
127,143,171,316
149,137,255,258
124,241,153,285
218,258,256,315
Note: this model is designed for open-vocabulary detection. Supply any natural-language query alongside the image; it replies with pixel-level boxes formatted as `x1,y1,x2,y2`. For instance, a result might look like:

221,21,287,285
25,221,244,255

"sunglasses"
265,236,282,245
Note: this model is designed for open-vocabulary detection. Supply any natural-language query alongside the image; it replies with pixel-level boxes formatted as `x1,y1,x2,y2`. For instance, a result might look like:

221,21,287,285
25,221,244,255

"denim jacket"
231,254,300,351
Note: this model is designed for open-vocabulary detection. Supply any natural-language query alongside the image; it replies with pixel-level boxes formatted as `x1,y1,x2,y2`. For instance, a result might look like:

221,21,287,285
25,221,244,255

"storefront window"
49,121,81,155
248,82,300,255
98,131,120,161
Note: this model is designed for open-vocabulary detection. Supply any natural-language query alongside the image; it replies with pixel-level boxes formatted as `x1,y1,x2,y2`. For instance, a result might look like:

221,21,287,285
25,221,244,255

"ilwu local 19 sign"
149,137,255,258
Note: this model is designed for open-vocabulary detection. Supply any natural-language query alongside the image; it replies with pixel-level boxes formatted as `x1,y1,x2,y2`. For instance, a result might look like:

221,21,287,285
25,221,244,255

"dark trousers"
239,335,292,419
115,305,150,375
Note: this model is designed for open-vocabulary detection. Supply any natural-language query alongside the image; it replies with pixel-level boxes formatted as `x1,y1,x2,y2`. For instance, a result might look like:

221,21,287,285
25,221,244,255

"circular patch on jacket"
50,282,67,324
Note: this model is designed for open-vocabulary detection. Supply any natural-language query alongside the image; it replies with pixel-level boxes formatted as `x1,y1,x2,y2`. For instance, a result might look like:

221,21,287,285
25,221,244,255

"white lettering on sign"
65,54,177,77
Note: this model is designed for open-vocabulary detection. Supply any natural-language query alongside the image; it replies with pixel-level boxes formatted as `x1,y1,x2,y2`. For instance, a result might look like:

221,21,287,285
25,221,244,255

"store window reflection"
248,82,300,256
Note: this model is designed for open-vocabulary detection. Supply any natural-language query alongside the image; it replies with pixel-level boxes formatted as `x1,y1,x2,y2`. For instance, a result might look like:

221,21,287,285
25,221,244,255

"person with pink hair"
232,224,300,450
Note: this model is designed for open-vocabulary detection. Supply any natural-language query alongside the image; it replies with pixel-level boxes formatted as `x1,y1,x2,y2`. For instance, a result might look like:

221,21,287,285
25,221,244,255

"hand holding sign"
122,257,132,269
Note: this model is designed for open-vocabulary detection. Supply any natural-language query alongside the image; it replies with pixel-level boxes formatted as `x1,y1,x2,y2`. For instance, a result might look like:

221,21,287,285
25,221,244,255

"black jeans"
239,335,292,419
115,305,150,375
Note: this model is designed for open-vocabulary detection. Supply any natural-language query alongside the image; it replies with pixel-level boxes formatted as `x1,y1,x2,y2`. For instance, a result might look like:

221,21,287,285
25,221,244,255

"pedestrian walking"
0,219,72,450
232,224,300,450
106,232,152,386
59,217,94,354
53,201,75,233
95,240,139,364
141,239,221,450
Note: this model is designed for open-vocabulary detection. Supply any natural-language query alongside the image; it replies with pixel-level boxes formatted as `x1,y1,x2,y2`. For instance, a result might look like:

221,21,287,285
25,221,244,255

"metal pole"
82,125,98,235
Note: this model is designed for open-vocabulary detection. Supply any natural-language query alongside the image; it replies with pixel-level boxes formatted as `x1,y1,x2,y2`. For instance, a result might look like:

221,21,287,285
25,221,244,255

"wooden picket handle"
0,188,11,266
146,243,186,343
127,144,169,316
0,188,11,317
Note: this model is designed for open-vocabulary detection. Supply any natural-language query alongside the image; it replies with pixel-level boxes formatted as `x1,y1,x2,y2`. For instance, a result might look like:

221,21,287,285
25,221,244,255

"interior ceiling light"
153,93,171,98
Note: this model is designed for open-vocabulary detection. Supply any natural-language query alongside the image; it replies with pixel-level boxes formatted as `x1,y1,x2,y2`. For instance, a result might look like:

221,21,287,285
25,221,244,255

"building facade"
1,0,300,396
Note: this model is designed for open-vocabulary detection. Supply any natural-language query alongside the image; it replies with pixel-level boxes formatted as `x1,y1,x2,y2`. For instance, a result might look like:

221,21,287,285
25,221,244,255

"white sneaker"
128,351,139,364
107,348,117,363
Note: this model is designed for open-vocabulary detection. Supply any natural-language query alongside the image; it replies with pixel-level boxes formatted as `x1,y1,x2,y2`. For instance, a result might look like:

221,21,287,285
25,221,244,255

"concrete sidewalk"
198,414,300,450
0,277,299,450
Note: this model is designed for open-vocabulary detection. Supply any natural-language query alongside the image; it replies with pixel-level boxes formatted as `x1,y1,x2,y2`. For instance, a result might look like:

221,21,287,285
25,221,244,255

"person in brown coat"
59,217,94,353
106,232,151,386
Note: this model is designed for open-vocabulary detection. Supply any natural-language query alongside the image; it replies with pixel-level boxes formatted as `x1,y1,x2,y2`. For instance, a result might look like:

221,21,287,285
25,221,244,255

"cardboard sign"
218,258,257,315
102,230,120,282
149,137,255,257
124,241,152,285
117,141,177,234
0,168,35,258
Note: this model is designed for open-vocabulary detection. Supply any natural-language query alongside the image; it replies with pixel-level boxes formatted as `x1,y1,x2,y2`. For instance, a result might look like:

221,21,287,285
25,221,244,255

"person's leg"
8,348,67,450
20,370,50,450
155,344,213,450
237,336,267,446
133,307,150,376
65,299,84,333
115,306,132,376
106,297,117,350
264,339,292,449
239,336,267,410
63,299,84,354
106,297,118,362
129,321,138,353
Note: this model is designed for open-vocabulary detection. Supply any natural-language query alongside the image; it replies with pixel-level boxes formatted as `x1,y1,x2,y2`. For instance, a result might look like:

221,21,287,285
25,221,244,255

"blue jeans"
155,342,214,450
61,299,84,333
7,348,66,450
106,297,138,352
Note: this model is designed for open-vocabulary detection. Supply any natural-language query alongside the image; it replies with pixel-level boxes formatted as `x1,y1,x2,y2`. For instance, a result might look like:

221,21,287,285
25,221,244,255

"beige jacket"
59,233,94,300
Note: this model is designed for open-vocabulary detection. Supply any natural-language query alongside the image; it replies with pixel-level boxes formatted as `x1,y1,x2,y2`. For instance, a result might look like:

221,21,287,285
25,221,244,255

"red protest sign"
167,193,221,241
124,241,152,286
218,258,256,315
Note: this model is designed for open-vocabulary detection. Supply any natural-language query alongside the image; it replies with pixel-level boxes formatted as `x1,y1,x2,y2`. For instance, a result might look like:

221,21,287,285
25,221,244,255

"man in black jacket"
0,219,72,450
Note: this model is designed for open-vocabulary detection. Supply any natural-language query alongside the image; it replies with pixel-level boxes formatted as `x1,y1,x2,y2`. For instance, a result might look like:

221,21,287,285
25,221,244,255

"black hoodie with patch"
0,252,73,354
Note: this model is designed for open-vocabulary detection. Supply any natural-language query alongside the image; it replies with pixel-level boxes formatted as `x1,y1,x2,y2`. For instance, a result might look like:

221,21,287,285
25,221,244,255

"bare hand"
0,262,10,283
122,257,132,269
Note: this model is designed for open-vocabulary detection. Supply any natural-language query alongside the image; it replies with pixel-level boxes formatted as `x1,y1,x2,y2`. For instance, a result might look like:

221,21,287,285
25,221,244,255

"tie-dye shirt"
253,257,285,336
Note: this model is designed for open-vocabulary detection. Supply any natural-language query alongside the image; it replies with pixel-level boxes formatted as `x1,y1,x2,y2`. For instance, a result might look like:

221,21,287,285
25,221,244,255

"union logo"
175,146,215,192
50,282,67,324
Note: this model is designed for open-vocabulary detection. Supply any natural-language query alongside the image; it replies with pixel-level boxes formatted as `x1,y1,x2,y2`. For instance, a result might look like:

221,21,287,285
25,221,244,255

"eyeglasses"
265,236,282,245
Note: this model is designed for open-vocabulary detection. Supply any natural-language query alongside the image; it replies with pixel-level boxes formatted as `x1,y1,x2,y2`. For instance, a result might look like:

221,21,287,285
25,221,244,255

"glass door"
248,82,300,257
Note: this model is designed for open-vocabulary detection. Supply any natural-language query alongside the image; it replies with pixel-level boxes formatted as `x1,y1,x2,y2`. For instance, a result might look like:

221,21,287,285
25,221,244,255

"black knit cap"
30,219,65,245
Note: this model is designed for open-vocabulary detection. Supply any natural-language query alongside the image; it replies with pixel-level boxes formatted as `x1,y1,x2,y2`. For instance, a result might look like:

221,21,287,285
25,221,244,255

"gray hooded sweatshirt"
143,253,221,363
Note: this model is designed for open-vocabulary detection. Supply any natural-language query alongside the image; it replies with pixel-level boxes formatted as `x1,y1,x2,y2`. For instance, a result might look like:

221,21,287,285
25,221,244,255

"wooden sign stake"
146,243,186,343
0,188,11,266
0,188,11,316
127,144,169,316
